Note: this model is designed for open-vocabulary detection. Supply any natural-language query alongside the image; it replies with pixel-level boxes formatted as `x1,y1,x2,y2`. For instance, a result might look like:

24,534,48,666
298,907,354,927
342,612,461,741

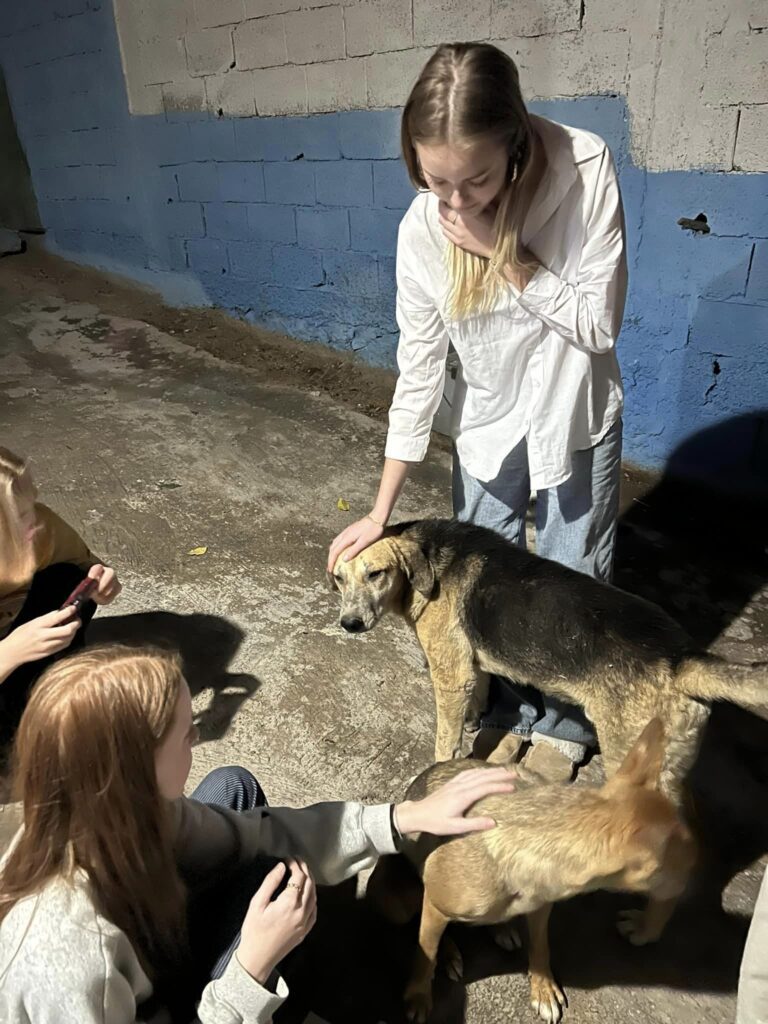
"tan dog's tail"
677,654,768,716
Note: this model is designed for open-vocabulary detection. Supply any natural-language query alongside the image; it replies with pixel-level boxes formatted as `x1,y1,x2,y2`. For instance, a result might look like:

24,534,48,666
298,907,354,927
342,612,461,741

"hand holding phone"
59,577,98,614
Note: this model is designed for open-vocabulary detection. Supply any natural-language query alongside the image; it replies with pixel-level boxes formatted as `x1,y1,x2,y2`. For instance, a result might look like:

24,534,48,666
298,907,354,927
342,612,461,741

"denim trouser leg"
187,767,269,983
452,420,623,750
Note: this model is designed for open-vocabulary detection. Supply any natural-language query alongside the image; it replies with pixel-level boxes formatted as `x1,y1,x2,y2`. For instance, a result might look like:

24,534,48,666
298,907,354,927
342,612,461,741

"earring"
510,162,519,183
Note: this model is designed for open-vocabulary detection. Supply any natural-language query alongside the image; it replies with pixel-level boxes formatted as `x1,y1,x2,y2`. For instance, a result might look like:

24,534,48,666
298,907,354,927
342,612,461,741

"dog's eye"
366,569,385,580
333,573,343,583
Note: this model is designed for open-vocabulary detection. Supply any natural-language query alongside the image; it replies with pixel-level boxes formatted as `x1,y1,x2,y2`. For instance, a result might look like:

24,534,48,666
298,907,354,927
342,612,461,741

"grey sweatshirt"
0,795,397,1024
738,865,768,1024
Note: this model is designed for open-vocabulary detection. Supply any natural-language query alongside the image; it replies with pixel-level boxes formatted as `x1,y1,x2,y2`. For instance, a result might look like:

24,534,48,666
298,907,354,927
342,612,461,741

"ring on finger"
285,881,303,891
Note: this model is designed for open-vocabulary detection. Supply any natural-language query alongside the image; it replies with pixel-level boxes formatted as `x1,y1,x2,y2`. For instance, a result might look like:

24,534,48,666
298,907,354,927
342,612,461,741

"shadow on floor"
89,611,261,744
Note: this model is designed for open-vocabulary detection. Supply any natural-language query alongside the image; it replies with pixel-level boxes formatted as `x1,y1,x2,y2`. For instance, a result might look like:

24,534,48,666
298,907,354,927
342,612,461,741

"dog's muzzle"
340,615,367,633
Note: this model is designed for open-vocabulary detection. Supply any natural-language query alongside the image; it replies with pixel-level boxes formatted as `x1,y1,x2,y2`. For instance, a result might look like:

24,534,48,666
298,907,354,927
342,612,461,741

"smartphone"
59,577,98,613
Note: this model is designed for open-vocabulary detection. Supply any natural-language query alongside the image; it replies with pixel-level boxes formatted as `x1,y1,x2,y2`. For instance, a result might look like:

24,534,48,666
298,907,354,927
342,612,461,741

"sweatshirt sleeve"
737,865,768,1024
513,147,627,355
34,503,99,572
173,797,398,887
384,213,450,463
198,956,289,1024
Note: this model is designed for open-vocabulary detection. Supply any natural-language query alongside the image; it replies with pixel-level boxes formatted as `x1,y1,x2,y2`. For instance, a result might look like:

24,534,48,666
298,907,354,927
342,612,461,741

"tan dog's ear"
394,539,435,597
614,718,666,789
326,569,339,592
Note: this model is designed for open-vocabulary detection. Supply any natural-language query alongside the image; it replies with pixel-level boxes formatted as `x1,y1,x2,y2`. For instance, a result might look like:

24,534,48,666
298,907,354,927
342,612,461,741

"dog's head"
597,720,696,900
328,537,435,634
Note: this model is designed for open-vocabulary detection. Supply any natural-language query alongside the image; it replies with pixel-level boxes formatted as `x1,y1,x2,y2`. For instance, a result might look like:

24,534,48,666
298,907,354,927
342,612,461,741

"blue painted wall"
1,0,766,488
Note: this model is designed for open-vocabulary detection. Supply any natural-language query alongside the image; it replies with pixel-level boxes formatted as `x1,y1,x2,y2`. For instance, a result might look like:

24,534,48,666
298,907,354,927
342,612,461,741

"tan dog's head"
328,537,435,633
596,719,696,900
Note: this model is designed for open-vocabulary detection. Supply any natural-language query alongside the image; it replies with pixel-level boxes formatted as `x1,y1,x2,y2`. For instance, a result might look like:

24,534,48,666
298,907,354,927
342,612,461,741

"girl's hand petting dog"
395,767,516,836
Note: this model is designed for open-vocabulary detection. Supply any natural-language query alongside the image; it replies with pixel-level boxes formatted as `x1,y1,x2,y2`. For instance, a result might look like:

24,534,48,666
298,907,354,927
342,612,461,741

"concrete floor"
1,250,767,1024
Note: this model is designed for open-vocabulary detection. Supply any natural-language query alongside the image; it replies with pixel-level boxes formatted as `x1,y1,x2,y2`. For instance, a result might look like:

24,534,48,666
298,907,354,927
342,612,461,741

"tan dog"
367,720,696,1023
330,518,768,804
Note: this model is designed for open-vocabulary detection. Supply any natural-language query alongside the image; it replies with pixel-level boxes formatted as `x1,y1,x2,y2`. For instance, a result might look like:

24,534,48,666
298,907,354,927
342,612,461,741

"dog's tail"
677,654,768,717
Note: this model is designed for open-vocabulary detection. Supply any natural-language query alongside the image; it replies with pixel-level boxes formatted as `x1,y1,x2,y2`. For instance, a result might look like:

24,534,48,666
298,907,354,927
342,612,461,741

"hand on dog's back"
396,766,517,836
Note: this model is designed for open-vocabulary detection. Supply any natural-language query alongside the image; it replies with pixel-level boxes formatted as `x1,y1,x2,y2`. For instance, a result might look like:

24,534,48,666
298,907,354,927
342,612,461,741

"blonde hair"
0,446,37,590
402,43,542,319
0,645,188,977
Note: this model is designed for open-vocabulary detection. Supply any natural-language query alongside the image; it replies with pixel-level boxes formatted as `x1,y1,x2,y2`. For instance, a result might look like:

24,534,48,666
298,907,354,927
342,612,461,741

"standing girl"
329,43,627,776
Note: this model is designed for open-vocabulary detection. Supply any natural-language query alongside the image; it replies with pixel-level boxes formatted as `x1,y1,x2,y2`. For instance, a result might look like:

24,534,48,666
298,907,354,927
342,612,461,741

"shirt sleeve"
173,797,398,888
513,147,627,355
198,956,289,1024
384,218,450,463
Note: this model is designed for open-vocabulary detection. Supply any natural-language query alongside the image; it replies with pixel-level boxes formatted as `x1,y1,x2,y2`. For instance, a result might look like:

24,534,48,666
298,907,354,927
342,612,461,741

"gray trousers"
452,419,623,752
737,865,768,1024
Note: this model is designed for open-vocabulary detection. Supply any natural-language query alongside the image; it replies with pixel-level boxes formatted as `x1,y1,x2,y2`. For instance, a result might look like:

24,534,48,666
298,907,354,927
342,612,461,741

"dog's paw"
529,972,567,1023
404,987,433,1024
439,936,463,981
616,909,660,946
494,922,523,951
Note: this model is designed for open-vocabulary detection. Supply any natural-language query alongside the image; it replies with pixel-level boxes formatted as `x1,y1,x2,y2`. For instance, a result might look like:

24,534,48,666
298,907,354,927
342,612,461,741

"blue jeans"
452,419,623,751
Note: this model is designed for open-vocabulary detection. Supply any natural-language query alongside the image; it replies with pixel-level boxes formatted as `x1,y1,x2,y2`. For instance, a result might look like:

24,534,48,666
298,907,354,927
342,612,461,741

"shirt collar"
523,115,599,243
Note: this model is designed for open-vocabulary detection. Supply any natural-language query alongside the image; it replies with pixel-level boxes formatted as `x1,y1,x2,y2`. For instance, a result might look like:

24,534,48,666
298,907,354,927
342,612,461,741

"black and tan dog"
330,518,768,803
367,720,696,1023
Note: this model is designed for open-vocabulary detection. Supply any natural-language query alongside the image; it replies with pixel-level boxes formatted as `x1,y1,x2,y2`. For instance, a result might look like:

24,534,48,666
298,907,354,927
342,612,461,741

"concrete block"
137,36,188,86
205,70,257,116
160,200,206,238
188,119,238,161
414,0,491,46
264,160,315,204
703,30,768,106
186,26,235,77
373,160,415,210
69,128,117,166
581,0,626,31
296,206,350,249
365,47,432,107
492,0,580,37
377,254,396,297
227,240,273,279
499,30,629,100
247,203,297,241
338,109,401,158
734,105,768,172
194,0,245,28
130,83,166,116
217,162,266,202
237,117,310,160
747,241,768,302
306,58,366,113
323,251,379,297
147,236,189,273
345,0,412,57
315,160,373,206
176,162,220,201
186,237,230,275
233,15,287,70
349,207,402,253
163,78,208,119
272,245,324,287
142,122,194,166
289,114,341,160
254,64,307,115
244,0,301,14
204,201,253,239
285,6,344,64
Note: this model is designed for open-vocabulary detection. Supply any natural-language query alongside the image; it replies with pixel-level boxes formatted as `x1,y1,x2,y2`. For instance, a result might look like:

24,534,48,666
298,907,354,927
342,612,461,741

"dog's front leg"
403,893,451,1023
527,904,567,1023
617,894,679,946
433,676,475,761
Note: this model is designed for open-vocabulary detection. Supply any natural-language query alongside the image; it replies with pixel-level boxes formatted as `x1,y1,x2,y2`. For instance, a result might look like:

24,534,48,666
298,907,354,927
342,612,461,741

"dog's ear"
326,569,339,592
614,718,666,789
394,539,435,597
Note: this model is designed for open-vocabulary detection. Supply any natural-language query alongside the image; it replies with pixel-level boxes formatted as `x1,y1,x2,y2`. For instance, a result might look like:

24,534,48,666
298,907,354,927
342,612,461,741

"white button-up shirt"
385,114,627,490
